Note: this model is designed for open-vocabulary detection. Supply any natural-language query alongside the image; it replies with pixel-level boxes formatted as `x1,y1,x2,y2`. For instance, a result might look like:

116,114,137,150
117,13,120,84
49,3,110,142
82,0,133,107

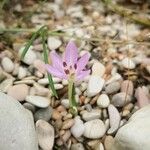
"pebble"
61,99,69,108
71,116,85,138
106,73,122,85
135,87,150,108
7,84,29,102
83,119,106,139
121,80,134,96
18,67,27,79
97,94,110,108
1,57,14,73
107,104,121,134
111,92,132,107
0,92,38,150
92,61,105,77
121,57,135,69
52,110,62,120
81,109,101,121
36,120,54,150
34,83,50,96
23,102,36,113
0,78,14,92
112,105,150,150
105,81,121,94
54,83,63,90
34,106,53,121
104,136,114,150
33,59,46,74
62,130,71,142
25,95,50,108
38,77,62,85
19,46,37,65
87,75,105,97
62,119,74,130
71,143,85,150
48,37,62,50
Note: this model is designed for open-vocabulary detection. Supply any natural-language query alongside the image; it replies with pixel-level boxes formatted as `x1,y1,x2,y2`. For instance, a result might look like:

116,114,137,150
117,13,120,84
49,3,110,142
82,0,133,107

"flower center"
63,61,77,77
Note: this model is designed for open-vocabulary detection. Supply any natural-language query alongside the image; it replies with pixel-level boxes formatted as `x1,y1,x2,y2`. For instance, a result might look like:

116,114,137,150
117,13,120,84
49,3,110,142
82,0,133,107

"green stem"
68,78,77,115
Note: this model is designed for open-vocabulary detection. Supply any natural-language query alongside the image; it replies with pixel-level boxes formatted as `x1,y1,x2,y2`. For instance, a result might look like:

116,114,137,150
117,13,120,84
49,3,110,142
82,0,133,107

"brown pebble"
62,119,74,130
104,136,114,150
62,130,71,142
52,110,62,120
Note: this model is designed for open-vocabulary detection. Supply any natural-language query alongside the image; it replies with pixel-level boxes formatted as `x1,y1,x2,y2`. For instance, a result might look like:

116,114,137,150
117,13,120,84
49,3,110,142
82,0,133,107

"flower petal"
76,70,90,80
76,53,90,73
50,51,64,72
64,41,78,65
45,64,67,79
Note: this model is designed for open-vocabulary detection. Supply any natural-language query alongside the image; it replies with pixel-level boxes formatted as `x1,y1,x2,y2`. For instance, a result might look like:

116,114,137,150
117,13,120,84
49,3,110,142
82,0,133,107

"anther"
63,62,67,67
64,69,69,74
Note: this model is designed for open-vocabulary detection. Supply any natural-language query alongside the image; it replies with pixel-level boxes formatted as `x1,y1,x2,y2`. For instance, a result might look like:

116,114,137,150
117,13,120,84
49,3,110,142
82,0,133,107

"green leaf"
71,83,77,107
41,28,58,98
21,25,46,60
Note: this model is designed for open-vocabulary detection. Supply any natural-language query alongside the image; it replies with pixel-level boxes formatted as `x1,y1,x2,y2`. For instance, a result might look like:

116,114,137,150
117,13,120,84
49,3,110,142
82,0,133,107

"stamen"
63,62,67,67
64,69,69,74
74,64,77,69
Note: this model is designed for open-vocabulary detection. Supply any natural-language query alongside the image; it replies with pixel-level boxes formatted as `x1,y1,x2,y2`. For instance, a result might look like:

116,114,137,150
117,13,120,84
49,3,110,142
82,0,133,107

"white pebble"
19,46,37,65
92,61,105,77
87,75,105,97
61,99,69,108
121,57,135,69
54,84,63,90
25,95,50,108
48,37,62,50
18,67,27,79
71,116,85,138
1,57,14,73
83,119,106,139
97,94,110,108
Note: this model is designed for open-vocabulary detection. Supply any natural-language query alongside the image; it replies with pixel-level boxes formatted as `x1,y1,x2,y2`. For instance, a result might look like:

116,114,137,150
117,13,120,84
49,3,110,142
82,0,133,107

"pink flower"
45,41,90,81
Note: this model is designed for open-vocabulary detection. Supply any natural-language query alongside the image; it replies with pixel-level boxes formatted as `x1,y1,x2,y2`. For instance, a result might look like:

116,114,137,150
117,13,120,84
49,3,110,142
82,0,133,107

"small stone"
25,95,50,108
33,59,46,74
97,94,110,108
146,65,150,74
48,37,62,50
92,61,105,77
0,78,14,92
71,143,85,150
107,104,121,134
71,116,85,138
105,81,121,94
83,119,106,139
87,75,105,97
112,92,132,107
121,80,134,96
7,84,29,102
135,87,150,108
52,110,62,120
36,120,54,150
34,106,53,121
62,119,74,129
19,46,37,65
23,102,36,113
106,73,122,85
61,99,69,108
54,83,63,90
82,109,101,121
34,83,49,96
18,67,27,79
62,130,71,142
104,136,114,150
121,57,135,69
1,57,14,73
0,92,38,150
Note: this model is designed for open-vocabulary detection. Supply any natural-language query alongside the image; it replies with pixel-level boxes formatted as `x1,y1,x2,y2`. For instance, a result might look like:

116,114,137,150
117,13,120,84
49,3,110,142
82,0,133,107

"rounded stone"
25,95,50,108
36,120,54,150
7,84,29,102
111,92,132,107
97,94,110,108
121,57,135,69
48,37,62,50
34,106,53,121
83,119,106,139
1,57,14,73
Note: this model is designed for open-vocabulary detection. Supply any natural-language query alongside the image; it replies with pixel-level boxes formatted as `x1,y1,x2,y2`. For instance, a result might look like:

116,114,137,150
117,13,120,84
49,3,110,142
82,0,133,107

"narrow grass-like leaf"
71,83,77,107
41,28,58,98
21,25,46,60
